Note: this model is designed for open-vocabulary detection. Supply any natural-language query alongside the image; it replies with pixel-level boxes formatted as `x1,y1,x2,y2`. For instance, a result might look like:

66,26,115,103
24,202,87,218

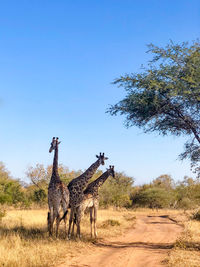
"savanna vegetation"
1,161,200,211
2,161,200,211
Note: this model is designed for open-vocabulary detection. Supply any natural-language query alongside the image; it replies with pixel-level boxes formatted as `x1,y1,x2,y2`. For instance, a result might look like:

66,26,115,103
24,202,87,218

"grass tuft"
100,219,120,228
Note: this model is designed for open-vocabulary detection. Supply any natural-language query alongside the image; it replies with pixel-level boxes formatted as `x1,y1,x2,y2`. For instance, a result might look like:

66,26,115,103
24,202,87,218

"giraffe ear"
58,141,61,144
105,157,109,160
96,155,99,158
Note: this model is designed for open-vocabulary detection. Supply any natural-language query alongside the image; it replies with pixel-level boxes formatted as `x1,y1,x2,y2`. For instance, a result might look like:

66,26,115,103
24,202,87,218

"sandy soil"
59,214,182,267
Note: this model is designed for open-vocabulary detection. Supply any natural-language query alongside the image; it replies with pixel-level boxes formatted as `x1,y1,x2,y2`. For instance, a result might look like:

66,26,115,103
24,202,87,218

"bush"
0,178,25,205
132,187,173,209
33,189,47,204
99,172,134,208
177,197,196,210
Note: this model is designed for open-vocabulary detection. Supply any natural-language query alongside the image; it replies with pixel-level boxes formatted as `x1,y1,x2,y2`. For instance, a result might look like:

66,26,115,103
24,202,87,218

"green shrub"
99,172,134,208
33,189,47,204
131,187,173,209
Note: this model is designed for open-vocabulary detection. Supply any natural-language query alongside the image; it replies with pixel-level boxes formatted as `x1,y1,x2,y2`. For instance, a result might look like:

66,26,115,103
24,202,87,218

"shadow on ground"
93,240,174,250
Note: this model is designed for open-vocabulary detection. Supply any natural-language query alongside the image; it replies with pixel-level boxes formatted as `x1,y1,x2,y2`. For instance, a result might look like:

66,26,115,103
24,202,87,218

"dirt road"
60,215,182,267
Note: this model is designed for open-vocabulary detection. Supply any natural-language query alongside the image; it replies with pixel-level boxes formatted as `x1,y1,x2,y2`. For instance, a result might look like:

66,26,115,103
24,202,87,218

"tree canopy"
108,40,200,175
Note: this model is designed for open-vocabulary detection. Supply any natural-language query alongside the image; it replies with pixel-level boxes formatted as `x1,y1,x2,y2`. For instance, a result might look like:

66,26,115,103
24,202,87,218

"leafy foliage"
99,172,134,208
131,187,173,209
33,189,47,204
0,162,25,205
108,40,200,175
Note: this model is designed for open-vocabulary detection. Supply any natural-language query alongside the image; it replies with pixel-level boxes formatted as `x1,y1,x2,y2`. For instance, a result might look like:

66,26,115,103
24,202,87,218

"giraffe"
48,137,70,237
73,165,115,238
67,152,108,238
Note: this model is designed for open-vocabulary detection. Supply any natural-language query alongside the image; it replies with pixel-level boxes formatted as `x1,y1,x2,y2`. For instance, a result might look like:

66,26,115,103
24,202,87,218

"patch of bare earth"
58,214,182,267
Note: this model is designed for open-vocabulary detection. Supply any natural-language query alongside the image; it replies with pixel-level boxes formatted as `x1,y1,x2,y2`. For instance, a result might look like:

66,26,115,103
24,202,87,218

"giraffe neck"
84,170,110,194
68,158,101,190
82,158,101,181
51,145,60,183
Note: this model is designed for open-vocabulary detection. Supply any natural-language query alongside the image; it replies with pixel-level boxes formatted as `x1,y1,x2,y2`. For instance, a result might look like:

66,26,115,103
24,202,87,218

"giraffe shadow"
0,225,47,240
0,225,69,240
0,225,97,242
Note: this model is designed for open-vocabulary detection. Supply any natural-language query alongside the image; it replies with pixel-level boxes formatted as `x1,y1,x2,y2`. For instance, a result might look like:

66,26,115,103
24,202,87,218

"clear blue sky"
0,0,199,185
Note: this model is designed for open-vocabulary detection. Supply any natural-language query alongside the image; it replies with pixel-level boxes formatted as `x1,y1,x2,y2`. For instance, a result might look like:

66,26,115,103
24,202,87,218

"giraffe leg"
94,206,98,238
75,205,84,239
61,202,68,238
71,211,76,237
76,209,82,239
68,208,74,239
63,211,68,238
48,207,55,236
89,207,93,238
55,212,61,238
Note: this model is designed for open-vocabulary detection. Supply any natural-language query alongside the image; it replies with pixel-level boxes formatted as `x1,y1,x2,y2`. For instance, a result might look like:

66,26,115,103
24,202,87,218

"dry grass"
0,208,136,267
168,211,200,267
3,208,200,267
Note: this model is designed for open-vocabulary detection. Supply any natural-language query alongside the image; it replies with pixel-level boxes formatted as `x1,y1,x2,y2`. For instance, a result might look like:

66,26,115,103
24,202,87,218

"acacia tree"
108,40,200,175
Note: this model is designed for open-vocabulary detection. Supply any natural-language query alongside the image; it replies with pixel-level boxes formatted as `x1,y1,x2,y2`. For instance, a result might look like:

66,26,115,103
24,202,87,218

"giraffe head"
107,165,115,178
96,152,108,165
49,137,61,153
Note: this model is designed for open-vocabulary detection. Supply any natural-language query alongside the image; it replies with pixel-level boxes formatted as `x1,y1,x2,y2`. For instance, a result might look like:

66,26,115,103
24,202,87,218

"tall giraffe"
67,152,108,238
48,137,69,237
74,166,115,238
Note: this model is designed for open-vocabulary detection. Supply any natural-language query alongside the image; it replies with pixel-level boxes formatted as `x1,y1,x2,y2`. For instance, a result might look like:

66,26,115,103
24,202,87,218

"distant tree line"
0,162,134,208
1,161,200,210
131,174,200,210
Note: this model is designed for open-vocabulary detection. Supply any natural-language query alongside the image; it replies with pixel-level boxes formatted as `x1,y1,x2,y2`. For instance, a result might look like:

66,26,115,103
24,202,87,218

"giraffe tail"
74,213,77,225
47,212,50,231
47,212,50,222
60,210,68,222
